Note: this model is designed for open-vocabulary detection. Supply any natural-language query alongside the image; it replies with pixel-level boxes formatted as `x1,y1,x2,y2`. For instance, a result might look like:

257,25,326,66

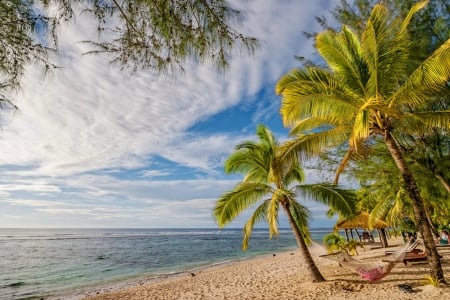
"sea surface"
0,228,332,300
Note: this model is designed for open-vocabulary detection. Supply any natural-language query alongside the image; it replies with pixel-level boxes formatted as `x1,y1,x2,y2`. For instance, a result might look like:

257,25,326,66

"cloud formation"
0,0,338,228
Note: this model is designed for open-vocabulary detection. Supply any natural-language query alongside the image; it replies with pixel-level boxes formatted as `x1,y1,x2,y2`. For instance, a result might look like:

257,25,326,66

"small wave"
5,281,26,287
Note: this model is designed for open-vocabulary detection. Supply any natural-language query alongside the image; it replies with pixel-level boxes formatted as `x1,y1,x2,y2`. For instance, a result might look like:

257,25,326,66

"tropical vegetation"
323,232,364,256
326,0,450,233
275,0,449,282
214,124,355,282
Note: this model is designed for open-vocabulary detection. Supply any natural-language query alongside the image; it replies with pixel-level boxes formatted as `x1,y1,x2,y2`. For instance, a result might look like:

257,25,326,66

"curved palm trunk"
385,132,445,282
281,202,325,282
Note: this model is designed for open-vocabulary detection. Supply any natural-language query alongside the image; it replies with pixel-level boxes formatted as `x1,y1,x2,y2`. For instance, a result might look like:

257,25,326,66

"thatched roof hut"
335,211,388,230
334,211,389,247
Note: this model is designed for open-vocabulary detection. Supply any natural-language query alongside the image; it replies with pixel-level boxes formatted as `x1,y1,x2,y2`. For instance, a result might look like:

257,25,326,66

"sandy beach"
70,237,450,300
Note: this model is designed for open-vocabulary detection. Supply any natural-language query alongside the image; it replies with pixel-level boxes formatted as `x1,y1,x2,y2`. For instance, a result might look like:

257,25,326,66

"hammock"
319,240,415,282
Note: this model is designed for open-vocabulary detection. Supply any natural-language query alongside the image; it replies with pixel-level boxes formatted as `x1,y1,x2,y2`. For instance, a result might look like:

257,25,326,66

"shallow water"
0,228,331,299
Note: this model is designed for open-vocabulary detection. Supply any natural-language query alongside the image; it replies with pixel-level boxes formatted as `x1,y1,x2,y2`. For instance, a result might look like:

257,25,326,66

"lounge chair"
397,248,443,265
400,250,427,265
385,240,420,255
362,231,374,243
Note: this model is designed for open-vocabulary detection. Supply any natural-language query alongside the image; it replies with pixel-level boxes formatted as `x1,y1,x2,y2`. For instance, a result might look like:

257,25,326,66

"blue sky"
0,0,342,229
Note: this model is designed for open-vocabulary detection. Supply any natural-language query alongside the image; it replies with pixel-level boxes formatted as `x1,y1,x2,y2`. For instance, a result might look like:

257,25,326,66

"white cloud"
0,0,339,228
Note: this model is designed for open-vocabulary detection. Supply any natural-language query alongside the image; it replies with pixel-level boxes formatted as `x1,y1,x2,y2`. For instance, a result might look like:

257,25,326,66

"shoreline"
72,238,450,300
48,248,299,300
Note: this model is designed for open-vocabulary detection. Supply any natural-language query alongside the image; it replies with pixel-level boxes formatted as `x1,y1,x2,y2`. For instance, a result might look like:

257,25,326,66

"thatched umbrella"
334,211,389,247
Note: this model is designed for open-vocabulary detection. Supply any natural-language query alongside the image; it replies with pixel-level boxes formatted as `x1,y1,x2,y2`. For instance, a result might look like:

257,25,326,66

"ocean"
0,228,332,300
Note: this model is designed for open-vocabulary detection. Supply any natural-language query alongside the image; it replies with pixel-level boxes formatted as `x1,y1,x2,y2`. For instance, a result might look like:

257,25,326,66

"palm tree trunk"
379,228,388,248
384,132,445,282
281,202,325,282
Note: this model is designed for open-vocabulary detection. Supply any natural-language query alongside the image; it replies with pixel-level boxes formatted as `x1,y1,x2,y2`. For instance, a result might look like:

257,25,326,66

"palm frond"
396,111,450,134
283,166,305,187
277,68,360,126
391,38,450,108
282,128,351,162
288,200,312,244
351,108,371,146
295,183,356,217
368,200,391,228
334,148,354,185
316,26,367,95
267,192,280,239
242,200,270,250
256,124,278,151
225,146,267,175
399,1,429,35
214,182,272,227
385,188,412,227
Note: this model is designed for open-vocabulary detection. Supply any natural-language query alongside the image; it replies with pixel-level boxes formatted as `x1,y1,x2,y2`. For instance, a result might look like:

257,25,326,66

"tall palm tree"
275,1,450,281
214,124,355,282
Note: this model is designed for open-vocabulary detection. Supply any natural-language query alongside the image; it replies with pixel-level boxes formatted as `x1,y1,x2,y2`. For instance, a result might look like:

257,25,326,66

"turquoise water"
0,228,332,300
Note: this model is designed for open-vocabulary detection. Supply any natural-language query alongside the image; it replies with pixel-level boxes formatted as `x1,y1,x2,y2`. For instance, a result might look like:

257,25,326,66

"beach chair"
400,250,427,265
398,248,444,265
384,240,420,255
362,231,374,243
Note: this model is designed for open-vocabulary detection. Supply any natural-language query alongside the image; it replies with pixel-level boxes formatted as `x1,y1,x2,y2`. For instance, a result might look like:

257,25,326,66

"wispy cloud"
0,0,339,228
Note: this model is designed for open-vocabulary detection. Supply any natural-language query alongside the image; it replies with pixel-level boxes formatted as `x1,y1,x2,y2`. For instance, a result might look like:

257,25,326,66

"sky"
0,0,343,229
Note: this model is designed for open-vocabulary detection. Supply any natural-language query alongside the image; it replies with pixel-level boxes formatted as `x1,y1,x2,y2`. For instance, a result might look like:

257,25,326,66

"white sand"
77,238,450,300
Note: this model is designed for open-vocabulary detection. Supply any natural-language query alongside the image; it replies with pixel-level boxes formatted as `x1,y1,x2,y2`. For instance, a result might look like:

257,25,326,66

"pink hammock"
319,241,413,282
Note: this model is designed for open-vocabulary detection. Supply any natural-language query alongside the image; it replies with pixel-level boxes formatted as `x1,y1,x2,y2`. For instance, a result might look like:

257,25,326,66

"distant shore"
73,237,450,300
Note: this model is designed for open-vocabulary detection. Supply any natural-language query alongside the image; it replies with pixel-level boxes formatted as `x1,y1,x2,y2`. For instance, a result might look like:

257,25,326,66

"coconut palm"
275,1,450,281
323,232,364,256
214,124,355,282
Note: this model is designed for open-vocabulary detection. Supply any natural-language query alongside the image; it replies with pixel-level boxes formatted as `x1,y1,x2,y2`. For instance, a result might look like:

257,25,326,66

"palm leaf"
242,200,270,250
316,26,367,95
214,182,272,227
295,183,356,217
277,68,360,126
396,112,450,134
282,128,351,162
267,192,280,238
391,38,450,108
288,200,312,244
283,166,305,187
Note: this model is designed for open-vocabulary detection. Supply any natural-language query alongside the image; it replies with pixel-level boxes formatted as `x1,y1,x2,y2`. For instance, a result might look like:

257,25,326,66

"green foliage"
323,232,364,255
332,0,449,58
323,232,346,253
0,0,68,104
86,0,260,72
276,0,450,217
329,0,450,203
0,0,259,103
213,124,356,250
276,1,449,280
214,124,356,282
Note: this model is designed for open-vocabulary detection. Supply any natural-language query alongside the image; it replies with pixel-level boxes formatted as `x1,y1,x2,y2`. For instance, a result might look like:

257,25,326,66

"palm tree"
214,124,355,282
323,232,363,256
275,1,450,281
